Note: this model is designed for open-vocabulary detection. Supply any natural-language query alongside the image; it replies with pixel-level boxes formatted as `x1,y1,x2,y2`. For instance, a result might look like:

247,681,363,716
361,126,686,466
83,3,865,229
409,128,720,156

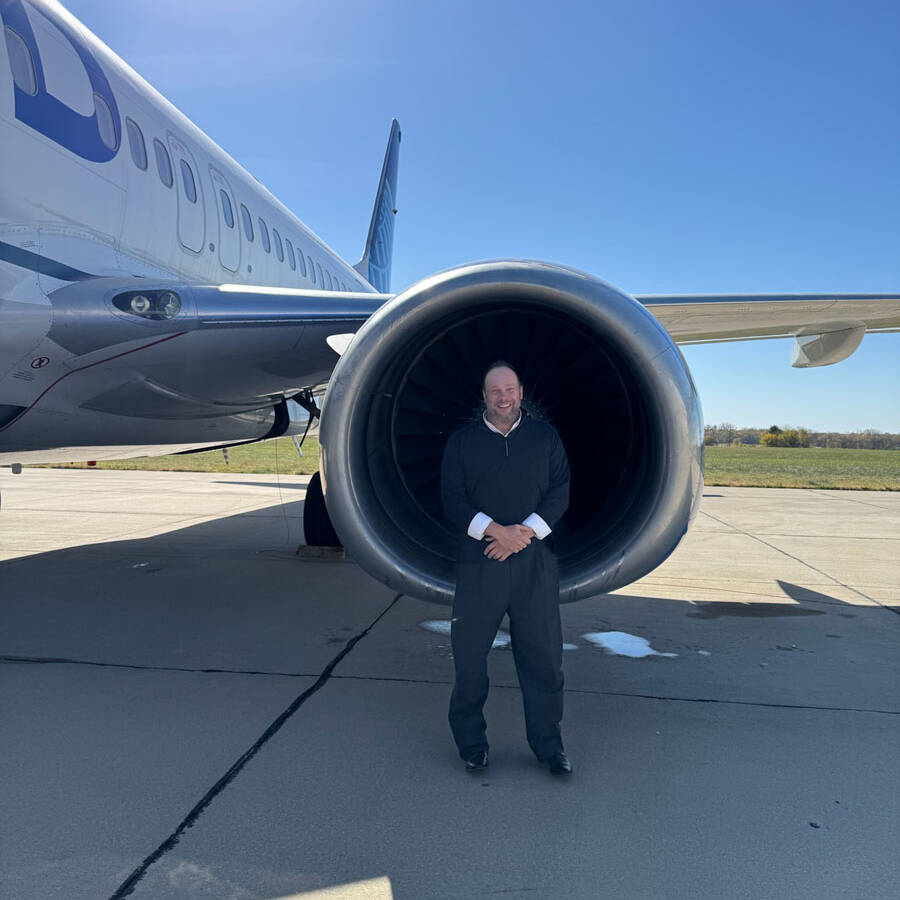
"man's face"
483,366,523,427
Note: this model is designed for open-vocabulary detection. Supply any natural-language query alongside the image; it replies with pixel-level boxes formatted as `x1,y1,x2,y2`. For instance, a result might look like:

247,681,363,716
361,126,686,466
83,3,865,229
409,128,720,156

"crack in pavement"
560,684,900,716
699,509,899,615
0,654,322,679
105,592,402,900
4,653,898,716
809,489,895,511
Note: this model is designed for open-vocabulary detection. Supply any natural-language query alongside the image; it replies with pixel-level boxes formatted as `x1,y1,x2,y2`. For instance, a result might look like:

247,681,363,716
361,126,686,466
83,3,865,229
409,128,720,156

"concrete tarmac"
1,469,898,899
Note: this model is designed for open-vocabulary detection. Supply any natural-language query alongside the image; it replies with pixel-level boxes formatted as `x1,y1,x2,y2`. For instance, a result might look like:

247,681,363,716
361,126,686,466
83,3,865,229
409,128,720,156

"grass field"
47,436,322,476
43,439,900,490
703,446,899,490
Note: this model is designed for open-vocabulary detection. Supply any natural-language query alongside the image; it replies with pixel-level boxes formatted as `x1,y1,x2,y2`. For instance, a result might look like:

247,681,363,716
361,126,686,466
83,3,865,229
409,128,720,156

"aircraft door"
209,167,240,272
167,133,205,253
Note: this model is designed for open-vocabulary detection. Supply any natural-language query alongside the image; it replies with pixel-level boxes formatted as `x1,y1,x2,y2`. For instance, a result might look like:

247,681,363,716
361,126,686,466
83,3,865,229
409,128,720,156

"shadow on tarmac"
2,496,899,900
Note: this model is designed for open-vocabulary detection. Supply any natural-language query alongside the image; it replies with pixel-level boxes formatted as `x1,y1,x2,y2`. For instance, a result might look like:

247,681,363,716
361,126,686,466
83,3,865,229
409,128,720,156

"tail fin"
354,119,400,293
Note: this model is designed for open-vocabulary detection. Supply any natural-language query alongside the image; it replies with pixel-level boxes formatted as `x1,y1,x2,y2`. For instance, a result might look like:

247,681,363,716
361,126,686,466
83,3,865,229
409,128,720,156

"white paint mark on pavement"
419,620,576,650
419,619,453,637
582,631,678,658
419,619,511,648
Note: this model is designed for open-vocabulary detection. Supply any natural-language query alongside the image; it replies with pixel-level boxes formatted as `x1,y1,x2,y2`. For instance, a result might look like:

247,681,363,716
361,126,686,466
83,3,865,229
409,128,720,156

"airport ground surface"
1,470,898,900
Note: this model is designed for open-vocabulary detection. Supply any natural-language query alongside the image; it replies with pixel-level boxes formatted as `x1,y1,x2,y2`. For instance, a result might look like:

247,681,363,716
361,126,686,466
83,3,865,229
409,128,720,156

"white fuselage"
0,0,376,462
0,0,371,291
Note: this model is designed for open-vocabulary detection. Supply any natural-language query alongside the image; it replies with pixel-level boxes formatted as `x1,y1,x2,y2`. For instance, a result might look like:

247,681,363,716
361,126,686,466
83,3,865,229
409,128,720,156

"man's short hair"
482,359,520,390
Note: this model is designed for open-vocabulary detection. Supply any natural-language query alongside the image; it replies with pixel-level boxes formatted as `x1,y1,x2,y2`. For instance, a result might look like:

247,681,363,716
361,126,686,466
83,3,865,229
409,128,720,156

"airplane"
1,0,898,605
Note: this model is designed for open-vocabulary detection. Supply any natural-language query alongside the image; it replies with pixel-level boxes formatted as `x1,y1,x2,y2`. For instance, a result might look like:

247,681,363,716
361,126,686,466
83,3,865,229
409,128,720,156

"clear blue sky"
67,0,900,431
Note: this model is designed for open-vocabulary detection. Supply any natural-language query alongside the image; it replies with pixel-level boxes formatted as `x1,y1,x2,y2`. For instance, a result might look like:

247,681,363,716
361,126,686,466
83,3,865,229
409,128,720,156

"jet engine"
317,261,704,605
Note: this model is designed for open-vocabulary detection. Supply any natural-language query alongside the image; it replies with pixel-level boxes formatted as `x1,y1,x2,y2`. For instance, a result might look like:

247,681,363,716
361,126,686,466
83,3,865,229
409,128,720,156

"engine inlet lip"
320,260,702,604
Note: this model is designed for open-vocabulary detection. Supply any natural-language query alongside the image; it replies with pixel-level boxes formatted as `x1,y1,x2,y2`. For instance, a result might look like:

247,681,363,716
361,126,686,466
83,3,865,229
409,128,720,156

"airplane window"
220,190,234,228
125,118,147,170
153,139,173,187
4,27,37,96
309,257,316,284
285,238,296,271
240,204,253,241
258,218,271,253
94,93,118,151
297,249,307,277
316,262,324,288
325,270,333,290
272,228,284,262
179,159,197,203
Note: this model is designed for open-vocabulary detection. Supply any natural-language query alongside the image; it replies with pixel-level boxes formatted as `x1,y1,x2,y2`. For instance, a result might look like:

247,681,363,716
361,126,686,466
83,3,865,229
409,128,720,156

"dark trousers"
449,541,564,760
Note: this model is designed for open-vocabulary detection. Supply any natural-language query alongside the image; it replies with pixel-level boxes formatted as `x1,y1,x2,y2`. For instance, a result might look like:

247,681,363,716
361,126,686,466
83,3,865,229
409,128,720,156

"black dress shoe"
464,749,489,771
545,752,573,775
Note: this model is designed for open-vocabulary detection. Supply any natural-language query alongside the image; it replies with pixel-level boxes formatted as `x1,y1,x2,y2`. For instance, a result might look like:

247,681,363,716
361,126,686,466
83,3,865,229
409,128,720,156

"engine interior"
362,305,662,573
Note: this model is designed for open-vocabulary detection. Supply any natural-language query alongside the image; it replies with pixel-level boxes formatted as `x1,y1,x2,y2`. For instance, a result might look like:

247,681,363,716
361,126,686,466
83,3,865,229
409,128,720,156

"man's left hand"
484,524,535,561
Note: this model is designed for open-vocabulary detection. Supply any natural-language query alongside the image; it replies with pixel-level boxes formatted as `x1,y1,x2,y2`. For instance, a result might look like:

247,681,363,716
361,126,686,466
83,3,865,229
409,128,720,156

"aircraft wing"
15,278,900,448
637,292,900,366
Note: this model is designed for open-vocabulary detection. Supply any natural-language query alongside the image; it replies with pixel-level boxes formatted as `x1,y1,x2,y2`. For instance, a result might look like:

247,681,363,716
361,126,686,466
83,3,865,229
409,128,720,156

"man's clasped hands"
482,522,535,562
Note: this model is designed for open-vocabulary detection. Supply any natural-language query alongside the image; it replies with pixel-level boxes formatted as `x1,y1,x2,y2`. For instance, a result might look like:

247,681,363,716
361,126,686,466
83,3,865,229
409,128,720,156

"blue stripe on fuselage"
0,238,96,281
0,0,121,162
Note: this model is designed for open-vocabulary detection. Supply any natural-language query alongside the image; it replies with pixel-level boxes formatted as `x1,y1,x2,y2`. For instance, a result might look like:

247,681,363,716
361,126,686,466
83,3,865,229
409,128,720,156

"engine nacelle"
319,261,704,605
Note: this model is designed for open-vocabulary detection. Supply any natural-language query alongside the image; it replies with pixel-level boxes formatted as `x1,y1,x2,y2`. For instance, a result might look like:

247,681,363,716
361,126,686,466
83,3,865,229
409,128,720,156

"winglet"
354,119,400,293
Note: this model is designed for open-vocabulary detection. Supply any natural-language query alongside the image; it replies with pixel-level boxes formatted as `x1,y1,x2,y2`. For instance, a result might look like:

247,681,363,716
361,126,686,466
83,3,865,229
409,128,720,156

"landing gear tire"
303,470,342,547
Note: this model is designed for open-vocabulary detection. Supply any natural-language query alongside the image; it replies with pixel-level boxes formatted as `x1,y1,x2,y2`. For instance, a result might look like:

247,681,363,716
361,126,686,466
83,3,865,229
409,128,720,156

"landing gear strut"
291,391,342,548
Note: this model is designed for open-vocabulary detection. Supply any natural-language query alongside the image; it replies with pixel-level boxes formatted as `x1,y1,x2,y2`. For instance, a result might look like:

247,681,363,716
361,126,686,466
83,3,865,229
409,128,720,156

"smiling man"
440,361,572,775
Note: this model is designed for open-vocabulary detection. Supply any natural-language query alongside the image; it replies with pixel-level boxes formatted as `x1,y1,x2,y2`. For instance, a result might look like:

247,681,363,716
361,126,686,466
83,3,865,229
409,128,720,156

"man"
440,361,572,776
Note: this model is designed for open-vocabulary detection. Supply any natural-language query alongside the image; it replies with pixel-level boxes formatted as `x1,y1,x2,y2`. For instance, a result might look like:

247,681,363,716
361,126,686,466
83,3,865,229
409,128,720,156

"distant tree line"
704,423,900,449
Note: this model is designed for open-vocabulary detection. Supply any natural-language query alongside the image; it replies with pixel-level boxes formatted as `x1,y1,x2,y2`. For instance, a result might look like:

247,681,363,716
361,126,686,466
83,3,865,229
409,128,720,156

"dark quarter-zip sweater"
440,411,570,564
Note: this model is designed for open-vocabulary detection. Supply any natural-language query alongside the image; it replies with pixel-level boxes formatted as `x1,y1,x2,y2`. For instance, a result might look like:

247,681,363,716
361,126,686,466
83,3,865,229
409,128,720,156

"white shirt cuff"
522,512,551,539
467,512,493,540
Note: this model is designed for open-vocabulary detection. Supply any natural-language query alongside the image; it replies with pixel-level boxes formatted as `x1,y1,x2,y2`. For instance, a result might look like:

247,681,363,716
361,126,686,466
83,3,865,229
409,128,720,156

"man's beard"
486,401,520,427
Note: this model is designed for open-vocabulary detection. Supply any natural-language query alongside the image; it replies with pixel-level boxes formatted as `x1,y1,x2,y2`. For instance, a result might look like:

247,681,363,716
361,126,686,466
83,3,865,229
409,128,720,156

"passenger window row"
0,22,360,292
124,116,354,291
